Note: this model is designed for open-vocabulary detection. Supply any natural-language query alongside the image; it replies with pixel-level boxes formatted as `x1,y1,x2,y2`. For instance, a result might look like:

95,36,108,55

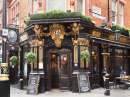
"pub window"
47,0,66,12
119,3,123,26
112,0,117,24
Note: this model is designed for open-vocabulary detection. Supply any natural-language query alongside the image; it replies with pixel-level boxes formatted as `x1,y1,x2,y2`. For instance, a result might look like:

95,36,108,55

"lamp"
114,30,121,41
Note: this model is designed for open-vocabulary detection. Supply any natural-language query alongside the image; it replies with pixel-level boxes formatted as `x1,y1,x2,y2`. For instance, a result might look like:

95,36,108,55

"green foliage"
111,24,129,36
10,56,18,66
80,50,90,62
0,59,2,66
24,52,36,64
25,18,31,26
26,10,92,26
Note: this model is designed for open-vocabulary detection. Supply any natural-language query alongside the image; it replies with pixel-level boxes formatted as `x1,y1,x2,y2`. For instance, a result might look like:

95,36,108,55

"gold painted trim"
1,63,8,66
0,74,9,80
92,31,101,38
78,38,90,46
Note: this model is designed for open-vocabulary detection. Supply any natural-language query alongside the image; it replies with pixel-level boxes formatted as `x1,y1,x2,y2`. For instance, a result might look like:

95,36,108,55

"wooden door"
59,52,70,90
46,50,51,91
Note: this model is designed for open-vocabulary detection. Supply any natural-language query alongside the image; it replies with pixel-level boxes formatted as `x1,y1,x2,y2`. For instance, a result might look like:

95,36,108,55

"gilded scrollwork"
33,23,84,47
92,31,101,38
78,38,90,46
29,39,39,47
33,24,48,40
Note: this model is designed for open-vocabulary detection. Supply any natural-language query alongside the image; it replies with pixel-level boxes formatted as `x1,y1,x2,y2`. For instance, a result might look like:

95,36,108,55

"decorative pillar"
72,38,79,93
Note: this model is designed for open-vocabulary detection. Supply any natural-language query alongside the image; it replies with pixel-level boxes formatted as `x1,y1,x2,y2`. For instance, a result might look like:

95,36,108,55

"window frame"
46,0,66,12
119,3,124,26
112,0,117,25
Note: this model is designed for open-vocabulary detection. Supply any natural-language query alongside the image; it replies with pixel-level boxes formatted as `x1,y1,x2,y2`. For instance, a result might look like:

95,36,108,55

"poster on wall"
77,72,91,93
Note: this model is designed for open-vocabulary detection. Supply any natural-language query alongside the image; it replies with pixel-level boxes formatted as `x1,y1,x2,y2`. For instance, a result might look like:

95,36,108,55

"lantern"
114,30,121,41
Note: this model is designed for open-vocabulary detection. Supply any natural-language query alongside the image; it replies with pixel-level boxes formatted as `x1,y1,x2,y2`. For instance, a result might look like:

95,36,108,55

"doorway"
46,48,72,91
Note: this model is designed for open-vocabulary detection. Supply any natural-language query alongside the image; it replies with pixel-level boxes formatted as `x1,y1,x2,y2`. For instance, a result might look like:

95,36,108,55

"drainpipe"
108,0,110,25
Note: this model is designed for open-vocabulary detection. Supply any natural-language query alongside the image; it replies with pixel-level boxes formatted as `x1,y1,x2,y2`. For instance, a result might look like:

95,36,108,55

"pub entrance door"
46,49,72,91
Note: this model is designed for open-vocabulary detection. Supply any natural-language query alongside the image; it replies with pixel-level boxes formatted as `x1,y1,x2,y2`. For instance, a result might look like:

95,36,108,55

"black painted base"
72,74,79,93
0,80,10,97
38,74,45,93
38,78,45,93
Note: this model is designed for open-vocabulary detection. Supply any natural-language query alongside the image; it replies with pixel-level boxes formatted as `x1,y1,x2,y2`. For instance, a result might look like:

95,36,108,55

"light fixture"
114,30,121,41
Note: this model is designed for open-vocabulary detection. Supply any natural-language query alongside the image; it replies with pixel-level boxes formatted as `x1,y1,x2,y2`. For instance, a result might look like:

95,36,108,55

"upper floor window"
77,0,85,15
47,0,66,12
12,18,15,28
112,0,117,24
119,3,123,26
17,15,19,25
33,0,38,13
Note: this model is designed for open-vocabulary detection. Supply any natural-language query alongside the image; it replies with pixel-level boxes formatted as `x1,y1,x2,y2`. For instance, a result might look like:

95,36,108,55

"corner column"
72,38,79,93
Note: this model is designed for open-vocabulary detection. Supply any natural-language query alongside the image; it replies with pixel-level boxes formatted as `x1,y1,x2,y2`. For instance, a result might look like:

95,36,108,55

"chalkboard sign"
77,72,91,93
27,75,40,95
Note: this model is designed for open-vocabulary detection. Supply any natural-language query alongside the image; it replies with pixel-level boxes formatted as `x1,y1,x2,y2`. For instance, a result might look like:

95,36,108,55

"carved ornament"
33,23,84,47
92,31,101,38
67,23,84,39
119,37,129,44
72,38,79,45
108,34,114,41
78,38,90,46
29,39,39,47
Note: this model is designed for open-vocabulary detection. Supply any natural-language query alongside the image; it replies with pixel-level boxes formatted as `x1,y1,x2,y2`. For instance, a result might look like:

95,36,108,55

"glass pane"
61,54,68,76
119,15,123,26
112,11,116,22
33,0,38,13
119,4,123,14
48,0,65,11
112,1,116,11
77,0,83,12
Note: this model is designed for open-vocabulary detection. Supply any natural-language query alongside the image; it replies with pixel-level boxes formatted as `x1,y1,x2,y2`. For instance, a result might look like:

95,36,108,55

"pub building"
19,15,130,93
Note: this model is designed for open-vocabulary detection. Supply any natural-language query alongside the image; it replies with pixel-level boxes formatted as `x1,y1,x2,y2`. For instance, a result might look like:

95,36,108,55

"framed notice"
77,72,91,93
27,75,40,95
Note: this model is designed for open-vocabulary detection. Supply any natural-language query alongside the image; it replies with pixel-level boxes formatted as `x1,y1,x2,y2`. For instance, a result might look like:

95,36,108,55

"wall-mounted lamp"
114,30,121,41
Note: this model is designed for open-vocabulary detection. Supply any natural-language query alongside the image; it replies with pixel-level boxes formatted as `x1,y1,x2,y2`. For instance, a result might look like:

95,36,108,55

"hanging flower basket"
24,52,36,64
10,56,18,67
80,50,90,62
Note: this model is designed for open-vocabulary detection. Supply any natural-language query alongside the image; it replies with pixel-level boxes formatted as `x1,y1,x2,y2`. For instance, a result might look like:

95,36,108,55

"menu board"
27,75,40,95
77,72,91,93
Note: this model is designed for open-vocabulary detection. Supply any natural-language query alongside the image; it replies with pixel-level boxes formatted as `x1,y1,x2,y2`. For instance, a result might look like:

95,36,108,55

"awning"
90,36,130,49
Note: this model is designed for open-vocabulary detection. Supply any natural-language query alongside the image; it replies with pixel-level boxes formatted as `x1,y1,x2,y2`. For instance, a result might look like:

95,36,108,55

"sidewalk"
11,86,130,97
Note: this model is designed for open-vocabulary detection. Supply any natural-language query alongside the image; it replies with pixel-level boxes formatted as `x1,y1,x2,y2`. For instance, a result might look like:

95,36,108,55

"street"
11,86,130,97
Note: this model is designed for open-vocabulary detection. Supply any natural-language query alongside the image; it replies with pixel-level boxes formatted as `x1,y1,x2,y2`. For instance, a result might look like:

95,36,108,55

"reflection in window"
47,0,66,12
61,54,67,76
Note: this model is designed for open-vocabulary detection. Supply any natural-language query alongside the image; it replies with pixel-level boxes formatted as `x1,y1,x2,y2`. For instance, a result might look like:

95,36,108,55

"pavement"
10,86,130,97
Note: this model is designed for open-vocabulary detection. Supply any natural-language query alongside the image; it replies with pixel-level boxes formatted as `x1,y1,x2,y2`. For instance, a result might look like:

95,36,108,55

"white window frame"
46,0,66,12
83,0,85,15
112,0,117,25
119,3,123,26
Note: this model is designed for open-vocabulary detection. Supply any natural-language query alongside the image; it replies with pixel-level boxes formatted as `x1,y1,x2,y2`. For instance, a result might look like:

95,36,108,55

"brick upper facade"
0,0,130,32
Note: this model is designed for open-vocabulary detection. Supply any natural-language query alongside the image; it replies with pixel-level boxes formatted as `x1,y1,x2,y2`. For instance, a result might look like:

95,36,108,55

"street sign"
2,29,8,36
